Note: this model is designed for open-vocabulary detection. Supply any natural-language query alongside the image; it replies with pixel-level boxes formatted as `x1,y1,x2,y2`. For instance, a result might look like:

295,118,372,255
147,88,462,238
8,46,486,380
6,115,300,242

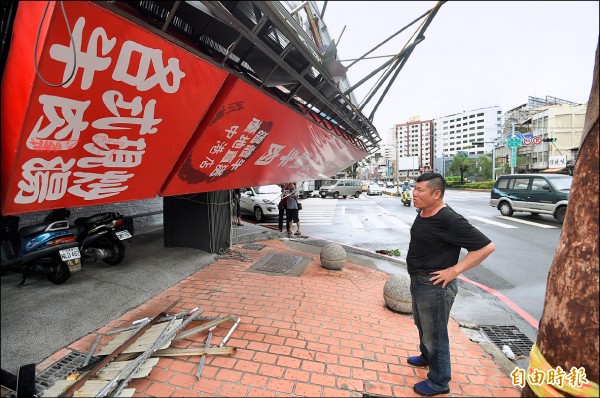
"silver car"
367,183,382,196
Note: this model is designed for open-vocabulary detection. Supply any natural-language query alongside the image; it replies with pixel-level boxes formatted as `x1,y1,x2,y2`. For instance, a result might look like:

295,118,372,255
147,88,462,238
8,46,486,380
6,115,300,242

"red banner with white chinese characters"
0,1,227,215
161,77,367,195
1,1,368,215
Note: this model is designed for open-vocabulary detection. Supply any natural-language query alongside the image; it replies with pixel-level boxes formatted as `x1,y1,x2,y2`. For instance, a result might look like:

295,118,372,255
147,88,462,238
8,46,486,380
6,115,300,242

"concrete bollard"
383,274,412,313
320,243,346,270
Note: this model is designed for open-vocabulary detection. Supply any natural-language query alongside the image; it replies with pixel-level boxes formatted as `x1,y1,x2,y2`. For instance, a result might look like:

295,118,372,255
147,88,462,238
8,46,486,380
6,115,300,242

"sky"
318,1,599,144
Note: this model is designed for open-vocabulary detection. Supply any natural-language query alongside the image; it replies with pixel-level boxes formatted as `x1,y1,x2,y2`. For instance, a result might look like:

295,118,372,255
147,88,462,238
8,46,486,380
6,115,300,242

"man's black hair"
416,172,446,197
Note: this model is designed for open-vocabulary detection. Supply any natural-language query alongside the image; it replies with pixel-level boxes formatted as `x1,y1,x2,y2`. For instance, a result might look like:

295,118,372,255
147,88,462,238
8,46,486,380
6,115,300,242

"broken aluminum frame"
98,308,204,397
219,317,241,348
195,326,214,379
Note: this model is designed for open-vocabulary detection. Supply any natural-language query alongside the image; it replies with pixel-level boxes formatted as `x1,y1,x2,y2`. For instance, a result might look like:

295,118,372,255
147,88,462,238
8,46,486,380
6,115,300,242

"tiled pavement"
38,239,520,397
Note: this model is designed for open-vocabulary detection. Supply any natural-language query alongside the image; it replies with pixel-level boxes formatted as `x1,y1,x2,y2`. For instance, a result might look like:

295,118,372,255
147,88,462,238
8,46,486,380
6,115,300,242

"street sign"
511,148,517,167
507,138,522,148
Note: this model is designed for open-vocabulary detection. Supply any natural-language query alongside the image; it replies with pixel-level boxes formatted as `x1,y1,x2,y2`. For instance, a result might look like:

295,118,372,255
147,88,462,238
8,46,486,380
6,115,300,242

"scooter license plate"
115,230,132,240
59,247,81,261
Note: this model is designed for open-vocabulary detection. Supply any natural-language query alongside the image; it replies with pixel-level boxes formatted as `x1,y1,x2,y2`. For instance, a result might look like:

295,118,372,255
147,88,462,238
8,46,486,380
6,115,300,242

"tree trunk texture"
522,41,599,396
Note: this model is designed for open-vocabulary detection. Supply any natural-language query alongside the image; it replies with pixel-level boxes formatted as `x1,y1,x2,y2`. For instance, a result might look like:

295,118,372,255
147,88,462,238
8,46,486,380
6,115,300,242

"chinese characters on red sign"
163,78,367,195
1,1,226,214
1,1,367,214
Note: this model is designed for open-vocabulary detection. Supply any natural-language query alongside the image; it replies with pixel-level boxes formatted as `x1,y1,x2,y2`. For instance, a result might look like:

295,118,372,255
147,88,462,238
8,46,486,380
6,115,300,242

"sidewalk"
32,225,520,397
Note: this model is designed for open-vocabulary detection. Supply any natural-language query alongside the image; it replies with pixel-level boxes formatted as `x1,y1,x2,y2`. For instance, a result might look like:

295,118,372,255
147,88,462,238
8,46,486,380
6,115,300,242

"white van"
319,179,362,199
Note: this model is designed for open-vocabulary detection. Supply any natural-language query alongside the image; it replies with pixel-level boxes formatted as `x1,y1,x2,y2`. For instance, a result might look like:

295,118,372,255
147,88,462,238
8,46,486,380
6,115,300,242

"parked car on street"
367,183,382,196
385,182,395,188
490,173,572,223
240,185,282,221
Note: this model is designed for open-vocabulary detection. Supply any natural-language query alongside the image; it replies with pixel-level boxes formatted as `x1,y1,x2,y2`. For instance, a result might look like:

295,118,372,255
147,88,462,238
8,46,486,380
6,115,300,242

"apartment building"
390,117,434,178
495,103,586,173
432,106,503,173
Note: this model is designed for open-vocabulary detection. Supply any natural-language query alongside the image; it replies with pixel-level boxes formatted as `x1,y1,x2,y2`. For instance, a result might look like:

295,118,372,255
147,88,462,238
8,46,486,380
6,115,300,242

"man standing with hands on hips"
406,173,495,396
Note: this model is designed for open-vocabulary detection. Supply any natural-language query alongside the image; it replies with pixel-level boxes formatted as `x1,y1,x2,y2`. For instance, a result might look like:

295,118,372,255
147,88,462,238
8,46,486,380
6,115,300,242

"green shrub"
463,181,495,189
445,176,461,182
447,180,467,188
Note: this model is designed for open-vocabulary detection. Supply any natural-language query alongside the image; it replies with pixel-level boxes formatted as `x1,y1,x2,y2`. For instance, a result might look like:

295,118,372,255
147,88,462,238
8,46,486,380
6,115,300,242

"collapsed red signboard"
1,1,227,215
1,1,368,215
161,77,367,195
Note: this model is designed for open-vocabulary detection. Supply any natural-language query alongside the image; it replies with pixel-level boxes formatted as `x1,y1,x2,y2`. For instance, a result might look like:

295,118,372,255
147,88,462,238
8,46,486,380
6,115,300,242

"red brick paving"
57,239,519,397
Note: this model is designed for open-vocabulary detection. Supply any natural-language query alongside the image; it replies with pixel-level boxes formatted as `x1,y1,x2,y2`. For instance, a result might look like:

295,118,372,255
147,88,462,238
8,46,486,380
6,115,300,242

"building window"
477,113,484,116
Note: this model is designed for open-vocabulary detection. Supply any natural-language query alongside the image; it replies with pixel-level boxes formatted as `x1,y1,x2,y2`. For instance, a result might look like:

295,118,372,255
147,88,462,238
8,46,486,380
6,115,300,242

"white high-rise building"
390,117,434,179
433,106,503,173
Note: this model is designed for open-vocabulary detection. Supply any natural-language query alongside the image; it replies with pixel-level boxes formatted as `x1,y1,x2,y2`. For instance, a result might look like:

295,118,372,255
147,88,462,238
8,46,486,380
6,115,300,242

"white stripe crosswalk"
470,216,518,229
496,216,558,228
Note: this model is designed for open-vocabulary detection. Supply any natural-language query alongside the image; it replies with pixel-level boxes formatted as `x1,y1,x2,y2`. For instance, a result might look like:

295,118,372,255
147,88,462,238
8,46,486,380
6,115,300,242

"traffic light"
542,137,557,142
505,155,509,161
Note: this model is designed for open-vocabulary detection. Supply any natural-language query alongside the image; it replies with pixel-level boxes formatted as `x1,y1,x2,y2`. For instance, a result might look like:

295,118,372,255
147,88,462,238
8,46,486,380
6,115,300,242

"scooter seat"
75,212,118,227
19,220,69,238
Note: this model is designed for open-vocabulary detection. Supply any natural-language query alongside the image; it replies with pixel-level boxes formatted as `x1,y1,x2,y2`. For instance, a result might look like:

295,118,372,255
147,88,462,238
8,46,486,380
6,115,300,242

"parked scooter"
44,209,132,265
401,188,413,206
1,214,82,287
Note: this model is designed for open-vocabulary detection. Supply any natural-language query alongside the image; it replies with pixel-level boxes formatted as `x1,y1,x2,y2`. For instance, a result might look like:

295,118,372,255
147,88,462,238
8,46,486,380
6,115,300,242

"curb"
286,236,407,266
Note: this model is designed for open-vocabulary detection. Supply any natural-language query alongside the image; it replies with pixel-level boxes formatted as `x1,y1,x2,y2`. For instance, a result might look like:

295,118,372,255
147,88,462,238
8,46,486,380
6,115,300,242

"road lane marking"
496,216,558,228
348,215,364,229
364,216,387,229
389,217,411,229
469,216,518,228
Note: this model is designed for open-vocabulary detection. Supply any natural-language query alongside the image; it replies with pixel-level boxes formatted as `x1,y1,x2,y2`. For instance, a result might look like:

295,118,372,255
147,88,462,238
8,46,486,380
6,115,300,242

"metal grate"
35,351,96,395
241,243,267,250
247,253,310,277
255,254,301,274
479,325,533,357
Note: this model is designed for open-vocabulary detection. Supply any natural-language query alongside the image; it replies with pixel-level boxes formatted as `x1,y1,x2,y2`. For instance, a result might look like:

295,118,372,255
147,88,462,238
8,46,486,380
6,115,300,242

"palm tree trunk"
522,40,599,396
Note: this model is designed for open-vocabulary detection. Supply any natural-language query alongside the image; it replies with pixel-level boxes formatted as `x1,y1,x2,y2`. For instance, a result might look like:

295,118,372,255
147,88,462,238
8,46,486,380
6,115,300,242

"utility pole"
492,144,496,181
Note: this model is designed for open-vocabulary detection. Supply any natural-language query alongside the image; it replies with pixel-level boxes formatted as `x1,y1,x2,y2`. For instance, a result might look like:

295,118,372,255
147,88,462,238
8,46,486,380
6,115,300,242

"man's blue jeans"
410,273,458,391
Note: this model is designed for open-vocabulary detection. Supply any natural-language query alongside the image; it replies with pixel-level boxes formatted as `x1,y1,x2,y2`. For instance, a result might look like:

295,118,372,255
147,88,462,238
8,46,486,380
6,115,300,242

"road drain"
480,325,533,356
35,351,95,395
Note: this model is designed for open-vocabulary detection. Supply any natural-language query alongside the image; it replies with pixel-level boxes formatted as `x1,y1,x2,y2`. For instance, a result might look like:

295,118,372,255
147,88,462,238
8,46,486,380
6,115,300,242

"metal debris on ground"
217,247,250,262
38,302,240,397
